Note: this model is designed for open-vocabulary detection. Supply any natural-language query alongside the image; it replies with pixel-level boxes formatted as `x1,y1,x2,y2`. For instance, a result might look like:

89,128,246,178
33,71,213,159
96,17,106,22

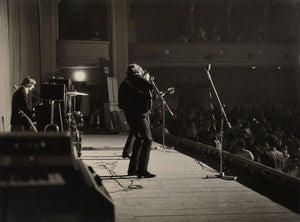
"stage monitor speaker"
41,84,65,101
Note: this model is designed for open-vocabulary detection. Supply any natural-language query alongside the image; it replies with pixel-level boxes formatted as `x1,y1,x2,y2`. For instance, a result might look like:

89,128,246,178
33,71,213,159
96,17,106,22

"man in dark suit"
118,64,156,178
11,76,36,131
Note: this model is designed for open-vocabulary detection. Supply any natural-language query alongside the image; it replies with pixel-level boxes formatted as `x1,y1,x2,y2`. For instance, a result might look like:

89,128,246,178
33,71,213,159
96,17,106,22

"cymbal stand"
44,100,60,132
66,93,82,158
150,79,174,149
205,65,237,180
66,94,74,132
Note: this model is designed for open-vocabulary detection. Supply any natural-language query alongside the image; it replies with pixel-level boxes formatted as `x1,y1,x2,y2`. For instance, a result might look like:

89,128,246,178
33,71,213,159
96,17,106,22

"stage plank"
82,134,300,222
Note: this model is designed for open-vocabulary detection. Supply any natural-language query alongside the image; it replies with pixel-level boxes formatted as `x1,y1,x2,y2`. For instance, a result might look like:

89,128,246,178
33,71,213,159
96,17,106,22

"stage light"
73,71,86,82
251,66,256,70
163,49,170,56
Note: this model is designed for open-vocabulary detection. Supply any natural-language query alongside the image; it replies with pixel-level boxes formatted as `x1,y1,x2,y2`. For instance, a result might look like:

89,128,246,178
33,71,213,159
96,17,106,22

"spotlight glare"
73,71,86,82
251,66,256,70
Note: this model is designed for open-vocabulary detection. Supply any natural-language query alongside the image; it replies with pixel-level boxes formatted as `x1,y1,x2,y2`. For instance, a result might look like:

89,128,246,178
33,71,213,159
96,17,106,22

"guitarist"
118,64,156,178
11,76,37,131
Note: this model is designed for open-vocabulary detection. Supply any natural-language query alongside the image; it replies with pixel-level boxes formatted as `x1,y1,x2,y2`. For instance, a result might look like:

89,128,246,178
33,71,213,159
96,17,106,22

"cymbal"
67,91,88,96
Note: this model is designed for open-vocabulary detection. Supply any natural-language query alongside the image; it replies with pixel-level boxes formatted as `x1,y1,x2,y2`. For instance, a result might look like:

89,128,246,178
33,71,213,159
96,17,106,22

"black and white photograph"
0,0,299,221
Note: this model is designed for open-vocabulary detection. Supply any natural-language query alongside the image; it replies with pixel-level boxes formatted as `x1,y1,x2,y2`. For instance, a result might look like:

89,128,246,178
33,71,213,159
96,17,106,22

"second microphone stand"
150,79,174,149
205,65,237,181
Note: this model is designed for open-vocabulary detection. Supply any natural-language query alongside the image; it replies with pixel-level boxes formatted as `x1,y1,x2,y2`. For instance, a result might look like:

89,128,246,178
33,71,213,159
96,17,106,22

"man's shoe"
128,171,136,176
137,171,156,178
122,153,131,159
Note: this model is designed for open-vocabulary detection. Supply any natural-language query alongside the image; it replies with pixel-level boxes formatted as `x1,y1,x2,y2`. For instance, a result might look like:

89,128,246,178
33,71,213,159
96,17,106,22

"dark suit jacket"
118,74,153,115
11,87,33,129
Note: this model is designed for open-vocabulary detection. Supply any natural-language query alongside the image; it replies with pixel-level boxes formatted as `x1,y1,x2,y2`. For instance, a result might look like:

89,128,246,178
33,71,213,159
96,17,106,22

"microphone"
167,87,175,94
160,87,175,97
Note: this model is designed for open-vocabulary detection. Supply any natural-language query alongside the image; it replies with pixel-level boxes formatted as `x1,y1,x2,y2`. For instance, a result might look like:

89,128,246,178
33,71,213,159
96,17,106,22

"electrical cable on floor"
92,155,143,192
154,147,177,154
194,159,217,173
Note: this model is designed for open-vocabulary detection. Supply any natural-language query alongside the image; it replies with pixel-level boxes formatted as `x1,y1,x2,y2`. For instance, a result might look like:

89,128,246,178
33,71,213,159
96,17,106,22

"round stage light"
73,71,86,82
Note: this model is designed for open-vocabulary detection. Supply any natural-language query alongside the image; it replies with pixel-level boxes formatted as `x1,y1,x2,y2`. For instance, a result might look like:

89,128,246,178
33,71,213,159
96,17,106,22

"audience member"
194,26,207,42
234,140,255,161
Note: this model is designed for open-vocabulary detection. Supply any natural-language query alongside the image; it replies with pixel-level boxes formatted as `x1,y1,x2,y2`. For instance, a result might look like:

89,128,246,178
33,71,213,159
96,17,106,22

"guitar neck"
19,110,38,133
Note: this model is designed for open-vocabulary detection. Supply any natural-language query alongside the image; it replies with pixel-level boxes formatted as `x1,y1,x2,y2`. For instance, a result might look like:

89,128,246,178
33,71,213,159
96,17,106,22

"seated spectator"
274,124,286,141
177,33,188,43
186,121,199,141
194,26,207,42
264,135,284,171
153,122,170,136
235,33,243,43
210,26,221,43
234,140,255,161
92,30,101,40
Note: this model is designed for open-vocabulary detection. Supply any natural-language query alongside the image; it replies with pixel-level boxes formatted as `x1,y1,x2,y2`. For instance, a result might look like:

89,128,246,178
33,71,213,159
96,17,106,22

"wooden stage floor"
81,134,300,222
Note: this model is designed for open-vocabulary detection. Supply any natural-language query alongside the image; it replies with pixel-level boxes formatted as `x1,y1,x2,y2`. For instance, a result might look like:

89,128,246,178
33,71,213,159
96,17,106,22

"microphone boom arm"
150,79,174,116
206,69,231,129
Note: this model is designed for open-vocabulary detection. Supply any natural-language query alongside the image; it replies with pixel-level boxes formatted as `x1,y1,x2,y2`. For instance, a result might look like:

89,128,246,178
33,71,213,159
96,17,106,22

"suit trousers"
125,112,153,174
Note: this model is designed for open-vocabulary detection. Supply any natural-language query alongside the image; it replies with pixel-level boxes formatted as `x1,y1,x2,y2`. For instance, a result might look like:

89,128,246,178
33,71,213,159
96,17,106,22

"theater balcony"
56,40,110,67
128,42,299,68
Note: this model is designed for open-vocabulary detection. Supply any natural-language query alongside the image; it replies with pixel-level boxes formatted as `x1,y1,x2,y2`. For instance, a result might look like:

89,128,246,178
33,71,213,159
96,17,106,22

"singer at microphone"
118,64,156,178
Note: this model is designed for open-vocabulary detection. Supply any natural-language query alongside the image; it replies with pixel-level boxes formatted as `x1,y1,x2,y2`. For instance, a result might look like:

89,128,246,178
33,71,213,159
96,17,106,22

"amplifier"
41,83,65,101
0,132,72,167
49,78,73,91
0,132,114,222
35,103,66,132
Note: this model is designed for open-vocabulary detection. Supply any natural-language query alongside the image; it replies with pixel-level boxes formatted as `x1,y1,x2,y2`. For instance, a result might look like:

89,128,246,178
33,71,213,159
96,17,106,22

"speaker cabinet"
49,78,73,92
41,84,65,101
35,103,65,132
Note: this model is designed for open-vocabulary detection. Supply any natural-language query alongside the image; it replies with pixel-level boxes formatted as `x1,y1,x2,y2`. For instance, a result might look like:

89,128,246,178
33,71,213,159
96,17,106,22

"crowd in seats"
177,23,296,44
151,104,300,178
178,25,222,43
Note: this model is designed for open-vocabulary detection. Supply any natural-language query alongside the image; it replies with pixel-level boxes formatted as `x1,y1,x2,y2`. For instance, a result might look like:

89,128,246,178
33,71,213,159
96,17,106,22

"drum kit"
66,91,88,125
39,78,89,158
65,91,88,157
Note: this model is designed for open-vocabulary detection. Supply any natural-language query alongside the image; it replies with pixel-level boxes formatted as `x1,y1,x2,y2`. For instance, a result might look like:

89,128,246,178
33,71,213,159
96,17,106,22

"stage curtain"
0,0,12,131
9,0,41,89
0,0,41,131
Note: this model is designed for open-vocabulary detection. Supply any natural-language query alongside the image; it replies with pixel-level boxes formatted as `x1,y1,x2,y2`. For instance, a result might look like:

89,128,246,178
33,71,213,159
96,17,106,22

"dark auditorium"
0,0,300,221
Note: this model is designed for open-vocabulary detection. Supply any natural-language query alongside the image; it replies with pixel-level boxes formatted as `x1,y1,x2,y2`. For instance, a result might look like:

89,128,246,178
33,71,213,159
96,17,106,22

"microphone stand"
205,65,237,180
150,78,174,149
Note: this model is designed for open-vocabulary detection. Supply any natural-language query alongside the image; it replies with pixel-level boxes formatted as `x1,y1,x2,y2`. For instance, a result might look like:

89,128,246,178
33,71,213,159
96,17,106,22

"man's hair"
21,76,36,87
127,63,144,76
267,134,278,148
